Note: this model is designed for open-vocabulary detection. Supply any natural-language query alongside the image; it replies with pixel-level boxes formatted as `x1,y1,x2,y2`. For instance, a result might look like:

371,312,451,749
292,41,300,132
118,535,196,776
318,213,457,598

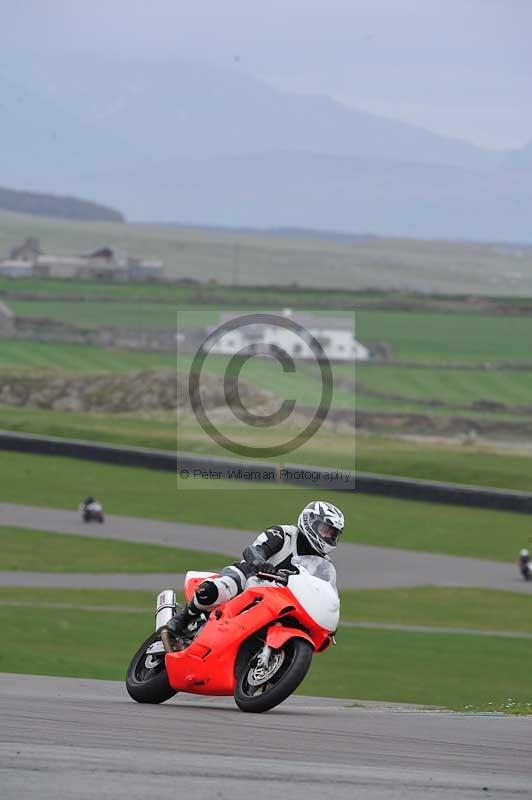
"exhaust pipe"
156,590,184,653
155,589,176,631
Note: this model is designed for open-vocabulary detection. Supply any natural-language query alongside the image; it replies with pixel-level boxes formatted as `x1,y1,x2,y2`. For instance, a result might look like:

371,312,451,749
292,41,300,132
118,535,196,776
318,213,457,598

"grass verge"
0,451,530,562
5,404,532,492
302,627,532,708
339,587,532,632
0,526,231,573
4,585,532,633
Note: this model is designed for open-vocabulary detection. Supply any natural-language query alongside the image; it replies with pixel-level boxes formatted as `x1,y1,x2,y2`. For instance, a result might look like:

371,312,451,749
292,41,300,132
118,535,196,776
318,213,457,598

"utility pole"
232,242,240,286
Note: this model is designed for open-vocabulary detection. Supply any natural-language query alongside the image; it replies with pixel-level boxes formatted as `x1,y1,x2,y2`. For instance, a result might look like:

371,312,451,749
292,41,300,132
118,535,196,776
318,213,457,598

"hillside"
0,186,124,223
1,209,531,295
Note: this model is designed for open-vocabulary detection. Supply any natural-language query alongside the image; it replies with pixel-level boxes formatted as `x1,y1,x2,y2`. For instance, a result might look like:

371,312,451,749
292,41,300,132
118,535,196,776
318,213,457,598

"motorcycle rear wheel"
234,637,313,713
126,632,176,704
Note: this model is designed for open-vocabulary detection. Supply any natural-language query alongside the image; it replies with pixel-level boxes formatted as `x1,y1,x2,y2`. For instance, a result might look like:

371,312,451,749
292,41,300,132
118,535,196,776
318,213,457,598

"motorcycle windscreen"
289,557,340,631
292,555,337,590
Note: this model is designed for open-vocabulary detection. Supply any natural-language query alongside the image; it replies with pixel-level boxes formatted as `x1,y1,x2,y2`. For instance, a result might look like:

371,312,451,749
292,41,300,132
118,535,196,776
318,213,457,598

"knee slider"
195,580,219,606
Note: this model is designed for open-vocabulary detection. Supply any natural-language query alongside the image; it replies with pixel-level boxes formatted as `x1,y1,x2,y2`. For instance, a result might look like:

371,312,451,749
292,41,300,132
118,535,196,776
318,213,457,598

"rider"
79,496,102,513
518,548,530,568
167,499,344,636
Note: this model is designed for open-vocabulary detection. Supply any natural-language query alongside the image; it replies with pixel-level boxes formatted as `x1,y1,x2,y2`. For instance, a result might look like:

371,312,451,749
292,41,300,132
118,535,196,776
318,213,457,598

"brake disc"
144,654,163,669
247,650,285,686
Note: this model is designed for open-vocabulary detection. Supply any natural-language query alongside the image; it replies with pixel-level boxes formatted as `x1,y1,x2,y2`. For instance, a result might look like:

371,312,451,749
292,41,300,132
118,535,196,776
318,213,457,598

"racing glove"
254,560,277,575
243,544,277,575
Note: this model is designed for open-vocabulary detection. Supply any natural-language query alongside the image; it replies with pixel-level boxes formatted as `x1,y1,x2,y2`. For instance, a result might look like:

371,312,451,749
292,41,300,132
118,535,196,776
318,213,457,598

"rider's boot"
166,603,198,637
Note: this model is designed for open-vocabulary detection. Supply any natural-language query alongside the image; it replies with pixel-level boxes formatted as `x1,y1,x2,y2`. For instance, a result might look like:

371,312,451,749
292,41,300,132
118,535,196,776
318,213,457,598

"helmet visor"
315,521,341,546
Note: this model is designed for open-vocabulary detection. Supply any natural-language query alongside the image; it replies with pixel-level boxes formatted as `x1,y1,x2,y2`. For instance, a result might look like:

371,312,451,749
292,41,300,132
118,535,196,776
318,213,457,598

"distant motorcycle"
81,502,104,524
518,561,531,581
517,549,531,581
126,556,340,713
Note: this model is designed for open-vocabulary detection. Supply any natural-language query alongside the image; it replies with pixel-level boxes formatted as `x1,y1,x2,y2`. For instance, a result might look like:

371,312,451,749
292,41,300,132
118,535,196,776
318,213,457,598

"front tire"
234,637,313,713
126,632,176,704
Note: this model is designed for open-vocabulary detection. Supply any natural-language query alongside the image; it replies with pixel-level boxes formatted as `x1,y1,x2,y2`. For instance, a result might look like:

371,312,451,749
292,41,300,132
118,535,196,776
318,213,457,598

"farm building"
0,259,34,278
0,237,40,276
9,237,42,261
1,239,164,281
206,309,370,361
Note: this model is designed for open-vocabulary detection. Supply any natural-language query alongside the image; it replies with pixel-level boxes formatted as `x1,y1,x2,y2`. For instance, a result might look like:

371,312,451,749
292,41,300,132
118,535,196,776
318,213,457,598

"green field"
0,587,159,608
0,526,231,572
0,339,176,371
9,299,180,329
1,451,530,561
7,295,532,366
355,311,532,363
339,587,532,632
3,337,532,424
8,300,230,329
355,363,532,408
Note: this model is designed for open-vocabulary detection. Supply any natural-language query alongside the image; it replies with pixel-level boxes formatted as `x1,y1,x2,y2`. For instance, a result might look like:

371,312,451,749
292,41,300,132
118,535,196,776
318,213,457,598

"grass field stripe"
339,621,532,639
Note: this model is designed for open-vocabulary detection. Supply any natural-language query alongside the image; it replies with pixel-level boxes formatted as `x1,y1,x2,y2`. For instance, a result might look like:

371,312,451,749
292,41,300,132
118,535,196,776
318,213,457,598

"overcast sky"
2,0,530,149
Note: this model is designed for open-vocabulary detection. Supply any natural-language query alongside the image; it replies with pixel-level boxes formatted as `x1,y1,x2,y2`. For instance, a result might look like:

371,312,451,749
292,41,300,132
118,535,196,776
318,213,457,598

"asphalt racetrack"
1,674,531,800
1,503,530,593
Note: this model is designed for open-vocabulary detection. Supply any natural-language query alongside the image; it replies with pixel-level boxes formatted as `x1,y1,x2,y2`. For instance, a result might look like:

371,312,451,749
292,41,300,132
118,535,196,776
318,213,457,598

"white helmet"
298,500,344,556
520,548,529,557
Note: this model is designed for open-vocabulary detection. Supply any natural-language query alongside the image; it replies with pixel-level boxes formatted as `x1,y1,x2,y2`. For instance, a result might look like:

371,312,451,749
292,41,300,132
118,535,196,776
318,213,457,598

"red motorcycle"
126,556,340,713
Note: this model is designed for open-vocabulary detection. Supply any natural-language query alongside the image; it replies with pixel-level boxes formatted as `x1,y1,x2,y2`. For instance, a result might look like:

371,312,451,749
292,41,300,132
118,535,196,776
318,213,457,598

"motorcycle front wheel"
234,637,313,713
126,632,177,704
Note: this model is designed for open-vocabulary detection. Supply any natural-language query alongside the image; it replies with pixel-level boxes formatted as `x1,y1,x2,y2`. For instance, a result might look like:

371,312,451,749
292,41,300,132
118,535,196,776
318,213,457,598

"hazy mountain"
0,186,123,222
2,51,530,240
0,69,143,190
504,139,532,172
2,51,504,171
77,151,532,241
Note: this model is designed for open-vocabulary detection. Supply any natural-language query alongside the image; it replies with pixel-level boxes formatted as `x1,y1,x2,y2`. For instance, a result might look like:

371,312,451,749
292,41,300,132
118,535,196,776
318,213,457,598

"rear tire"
126,632,176,704
234,637,313,713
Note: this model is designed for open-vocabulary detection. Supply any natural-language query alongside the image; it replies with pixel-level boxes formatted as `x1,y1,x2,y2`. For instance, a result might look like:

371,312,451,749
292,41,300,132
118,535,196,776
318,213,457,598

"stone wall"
6,317,203,353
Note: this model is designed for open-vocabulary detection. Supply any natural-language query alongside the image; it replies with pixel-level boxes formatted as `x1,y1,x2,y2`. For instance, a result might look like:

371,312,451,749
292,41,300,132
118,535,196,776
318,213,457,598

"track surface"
1,674,530,800
1,503,530,593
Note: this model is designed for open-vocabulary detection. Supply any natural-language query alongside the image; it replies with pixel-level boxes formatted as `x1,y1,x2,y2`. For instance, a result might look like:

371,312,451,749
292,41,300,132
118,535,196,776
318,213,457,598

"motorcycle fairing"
265,625,314,650
165,582,331,696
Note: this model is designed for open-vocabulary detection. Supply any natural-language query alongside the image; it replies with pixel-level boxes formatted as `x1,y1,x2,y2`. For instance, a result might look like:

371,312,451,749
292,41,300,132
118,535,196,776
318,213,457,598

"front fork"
256,644,273,669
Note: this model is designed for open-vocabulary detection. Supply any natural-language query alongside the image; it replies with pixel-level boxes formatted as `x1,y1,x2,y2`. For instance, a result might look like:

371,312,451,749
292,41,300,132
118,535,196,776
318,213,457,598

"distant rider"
167,500,344,636
518,548,530,574
79,496,103,514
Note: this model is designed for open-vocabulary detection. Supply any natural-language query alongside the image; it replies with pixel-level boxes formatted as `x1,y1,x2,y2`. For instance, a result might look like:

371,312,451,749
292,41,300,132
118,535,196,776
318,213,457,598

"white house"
206,309,370,362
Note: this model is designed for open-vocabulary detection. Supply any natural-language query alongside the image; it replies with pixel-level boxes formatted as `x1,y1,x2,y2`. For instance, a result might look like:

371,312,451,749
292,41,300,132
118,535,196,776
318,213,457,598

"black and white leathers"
189,525,329,613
